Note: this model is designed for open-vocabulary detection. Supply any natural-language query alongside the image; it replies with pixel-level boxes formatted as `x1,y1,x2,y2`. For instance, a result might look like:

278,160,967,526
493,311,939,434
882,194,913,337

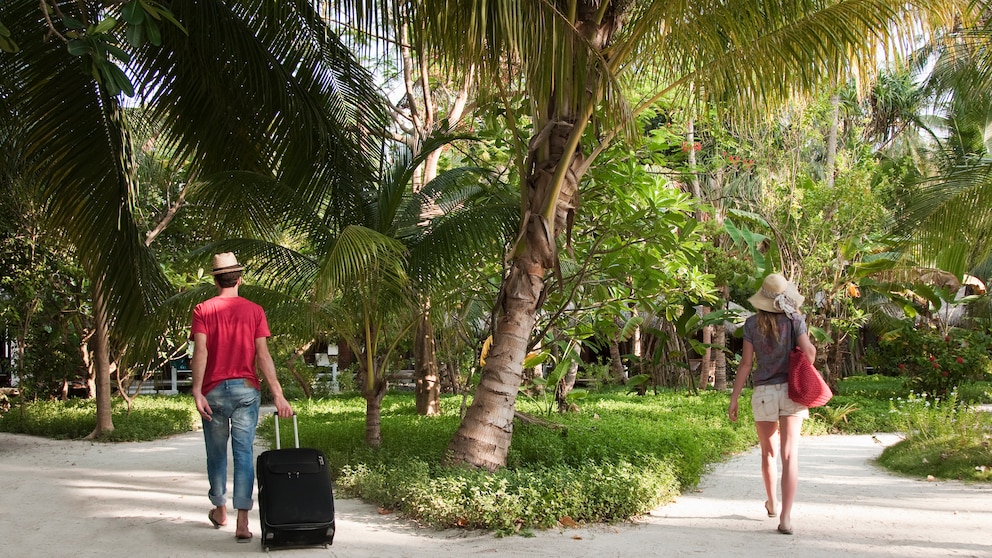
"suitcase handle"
273,412,299,449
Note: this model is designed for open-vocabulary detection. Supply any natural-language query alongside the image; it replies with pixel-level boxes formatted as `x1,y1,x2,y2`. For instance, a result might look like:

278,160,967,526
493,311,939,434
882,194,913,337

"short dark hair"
214,271,242,288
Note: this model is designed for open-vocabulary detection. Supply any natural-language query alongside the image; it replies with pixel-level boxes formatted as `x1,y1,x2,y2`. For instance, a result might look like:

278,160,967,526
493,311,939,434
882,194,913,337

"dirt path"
0,429,989,557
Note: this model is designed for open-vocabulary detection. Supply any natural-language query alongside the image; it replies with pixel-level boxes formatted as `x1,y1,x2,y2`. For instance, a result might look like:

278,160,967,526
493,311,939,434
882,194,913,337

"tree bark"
555,356,579,413
609,335,626,384
363,378,388,448
86,278,114,438
284,342,314,399
414,311,441,415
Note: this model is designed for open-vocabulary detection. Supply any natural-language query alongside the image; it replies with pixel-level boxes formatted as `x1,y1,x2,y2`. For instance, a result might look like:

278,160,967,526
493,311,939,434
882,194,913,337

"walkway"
0,431,989,557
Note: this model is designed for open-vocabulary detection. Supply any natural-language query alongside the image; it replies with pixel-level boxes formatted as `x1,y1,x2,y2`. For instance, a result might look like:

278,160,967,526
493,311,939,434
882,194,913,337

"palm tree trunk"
364,378,387,448
414,311,440,415
444,261,543,471
87,278,114,438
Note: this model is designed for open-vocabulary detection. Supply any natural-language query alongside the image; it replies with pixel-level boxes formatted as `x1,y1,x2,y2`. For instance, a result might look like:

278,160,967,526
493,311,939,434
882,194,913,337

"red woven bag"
787,321,832,408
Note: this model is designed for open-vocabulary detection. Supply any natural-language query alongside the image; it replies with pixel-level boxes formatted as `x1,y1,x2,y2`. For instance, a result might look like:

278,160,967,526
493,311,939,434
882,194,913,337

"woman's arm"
728,339,754,422
797,329,816,364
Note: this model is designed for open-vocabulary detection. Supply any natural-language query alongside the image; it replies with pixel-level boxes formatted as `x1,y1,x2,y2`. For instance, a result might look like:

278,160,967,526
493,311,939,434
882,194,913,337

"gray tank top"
742,312,808,386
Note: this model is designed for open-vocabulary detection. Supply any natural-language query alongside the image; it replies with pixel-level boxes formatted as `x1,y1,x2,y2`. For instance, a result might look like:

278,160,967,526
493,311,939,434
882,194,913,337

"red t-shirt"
190,296,271,395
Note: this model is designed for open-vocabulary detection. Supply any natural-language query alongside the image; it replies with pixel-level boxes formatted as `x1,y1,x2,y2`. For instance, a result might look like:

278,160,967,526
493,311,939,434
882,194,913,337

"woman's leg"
755,420,779,515
778,415,804,531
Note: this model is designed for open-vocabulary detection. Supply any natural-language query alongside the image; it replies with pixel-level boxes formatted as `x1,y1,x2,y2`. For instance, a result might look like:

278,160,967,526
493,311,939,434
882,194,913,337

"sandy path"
0,428,989,557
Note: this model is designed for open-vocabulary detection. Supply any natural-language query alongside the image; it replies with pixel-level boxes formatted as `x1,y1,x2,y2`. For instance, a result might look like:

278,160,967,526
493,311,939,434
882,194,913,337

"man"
190,252,293,543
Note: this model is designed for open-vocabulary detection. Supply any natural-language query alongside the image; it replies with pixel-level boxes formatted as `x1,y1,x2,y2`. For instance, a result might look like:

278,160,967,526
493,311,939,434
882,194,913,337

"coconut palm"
0,0,383,435
893,1,992,278
398,0,960,471
185,130,516,446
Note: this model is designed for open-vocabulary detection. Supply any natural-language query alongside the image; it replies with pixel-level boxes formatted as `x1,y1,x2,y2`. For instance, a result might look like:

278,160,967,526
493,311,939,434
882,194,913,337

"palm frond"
135,0,387,205
0,1,171,332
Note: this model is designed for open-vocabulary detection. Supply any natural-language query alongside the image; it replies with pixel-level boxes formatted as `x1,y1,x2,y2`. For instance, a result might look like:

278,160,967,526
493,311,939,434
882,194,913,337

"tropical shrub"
872,325,991,396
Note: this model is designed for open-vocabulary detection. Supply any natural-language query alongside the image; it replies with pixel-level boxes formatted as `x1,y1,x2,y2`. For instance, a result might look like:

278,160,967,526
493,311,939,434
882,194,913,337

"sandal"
765,500,777,518
777,524,793,535
208,509,225,529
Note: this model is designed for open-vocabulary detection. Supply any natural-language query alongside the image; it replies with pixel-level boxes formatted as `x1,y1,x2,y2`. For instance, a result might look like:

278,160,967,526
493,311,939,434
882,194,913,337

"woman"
728,273,816,535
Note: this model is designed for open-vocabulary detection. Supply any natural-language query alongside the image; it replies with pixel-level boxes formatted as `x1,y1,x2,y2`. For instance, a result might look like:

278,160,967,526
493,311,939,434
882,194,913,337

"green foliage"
0,395,197,441
281,390,752,532
878,391,992,482
872,325,992,395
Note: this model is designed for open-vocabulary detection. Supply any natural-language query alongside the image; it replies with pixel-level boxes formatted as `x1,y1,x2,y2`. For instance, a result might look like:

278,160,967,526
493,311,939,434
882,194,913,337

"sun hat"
748,273,804,314
209,252,245,275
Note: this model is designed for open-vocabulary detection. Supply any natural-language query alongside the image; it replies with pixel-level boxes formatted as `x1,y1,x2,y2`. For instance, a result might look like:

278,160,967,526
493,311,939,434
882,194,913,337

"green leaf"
145,18,162,46
121,1,146,25
61,16,85,30
523,351,550,369
0,21,18,52
102,40,130,63
142,0,188,34
101,61,135,97
91,16,118,35
808,326,831,344
66,39,90,56
126,23,144,48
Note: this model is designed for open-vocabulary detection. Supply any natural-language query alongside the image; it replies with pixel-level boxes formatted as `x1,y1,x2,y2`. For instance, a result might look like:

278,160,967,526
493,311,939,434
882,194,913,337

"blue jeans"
202,379,260,510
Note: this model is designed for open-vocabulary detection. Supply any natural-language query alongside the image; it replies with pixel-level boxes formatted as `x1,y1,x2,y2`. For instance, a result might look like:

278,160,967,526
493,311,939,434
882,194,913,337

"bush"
872,326,992,396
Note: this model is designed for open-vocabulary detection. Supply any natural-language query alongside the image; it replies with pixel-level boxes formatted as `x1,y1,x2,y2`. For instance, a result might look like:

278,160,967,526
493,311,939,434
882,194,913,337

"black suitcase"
256,413,335,550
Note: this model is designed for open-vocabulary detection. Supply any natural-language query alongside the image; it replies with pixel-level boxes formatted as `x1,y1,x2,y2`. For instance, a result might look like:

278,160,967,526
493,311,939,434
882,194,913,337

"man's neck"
216,286,240,298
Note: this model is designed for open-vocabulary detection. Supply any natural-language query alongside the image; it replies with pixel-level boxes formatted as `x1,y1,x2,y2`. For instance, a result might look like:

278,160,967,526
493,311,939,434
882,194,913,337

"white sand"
1,427,990,557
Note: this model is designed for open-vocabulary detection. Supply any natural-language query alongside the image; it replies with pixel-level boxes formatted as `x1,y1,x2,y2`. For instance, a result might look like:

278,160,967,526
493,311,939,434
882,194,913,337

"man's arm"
255,337,293,417
190,333,212,421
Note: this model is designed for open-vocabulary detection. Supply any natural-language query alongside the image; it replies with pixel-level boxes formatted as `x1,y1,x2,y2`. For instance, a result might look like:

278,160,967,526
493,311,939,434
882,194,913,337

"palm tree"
402,0,958,471
893,2,992,277
187,130,516,446
0,0,383,435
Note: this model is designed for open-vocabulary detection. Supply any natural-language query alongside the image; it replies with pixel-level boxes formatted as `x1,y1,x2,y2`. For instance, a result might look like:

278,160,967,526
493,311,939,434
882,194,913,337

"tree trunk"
825,94,839,190
284,342,314,399
714,322,728,391
445,2,614,470
363,378,388,448
555,357,579,413
414,311,441,416
444,261,543,470
87,279,114,438
697,307,712,390
609,335,626,384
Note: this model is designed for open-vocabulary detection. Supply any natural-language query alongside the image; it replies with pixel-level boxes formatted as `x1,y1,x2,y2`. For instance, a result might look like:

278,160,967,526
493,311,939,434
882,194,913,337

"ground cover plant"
877,390,992,482
263,389,756,535
0,395,197,441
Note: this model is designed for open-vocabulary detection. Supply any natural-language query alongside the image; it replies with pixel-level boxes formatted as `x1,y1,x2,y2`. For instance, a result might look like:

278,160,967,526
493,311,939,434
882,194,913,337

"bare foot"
208,507,227,528
235,509,252,541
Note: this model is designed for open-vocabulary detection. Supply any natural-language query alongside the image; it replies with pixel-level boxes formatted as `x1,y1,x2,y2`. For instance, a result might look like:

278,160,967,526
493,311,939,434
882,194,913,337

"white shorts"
752,383,809,422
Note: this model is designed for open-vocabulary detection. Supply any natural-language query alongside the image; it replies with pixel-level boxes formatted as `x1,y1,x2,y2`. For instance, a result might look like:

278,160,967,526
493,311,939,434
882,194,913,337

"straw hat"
209,252,244,275
748,273,804,314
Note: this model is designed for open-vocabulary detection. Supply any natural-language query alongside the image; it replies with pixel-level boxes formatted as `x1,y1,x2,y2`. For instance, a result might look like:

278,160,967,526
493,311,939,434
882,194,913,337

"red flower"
898,363,906,370
929,355,936,361
945,335,951,342
932,362,940,369
956,357,964,364
941,371,949,377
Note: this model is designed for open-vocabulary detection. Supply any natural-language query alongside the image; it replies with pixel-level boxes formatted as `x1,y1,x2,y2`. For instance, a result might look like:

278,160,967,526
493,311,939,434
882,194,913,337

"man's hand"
273,395,293,418
193,391,213,422
728,398,739,423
